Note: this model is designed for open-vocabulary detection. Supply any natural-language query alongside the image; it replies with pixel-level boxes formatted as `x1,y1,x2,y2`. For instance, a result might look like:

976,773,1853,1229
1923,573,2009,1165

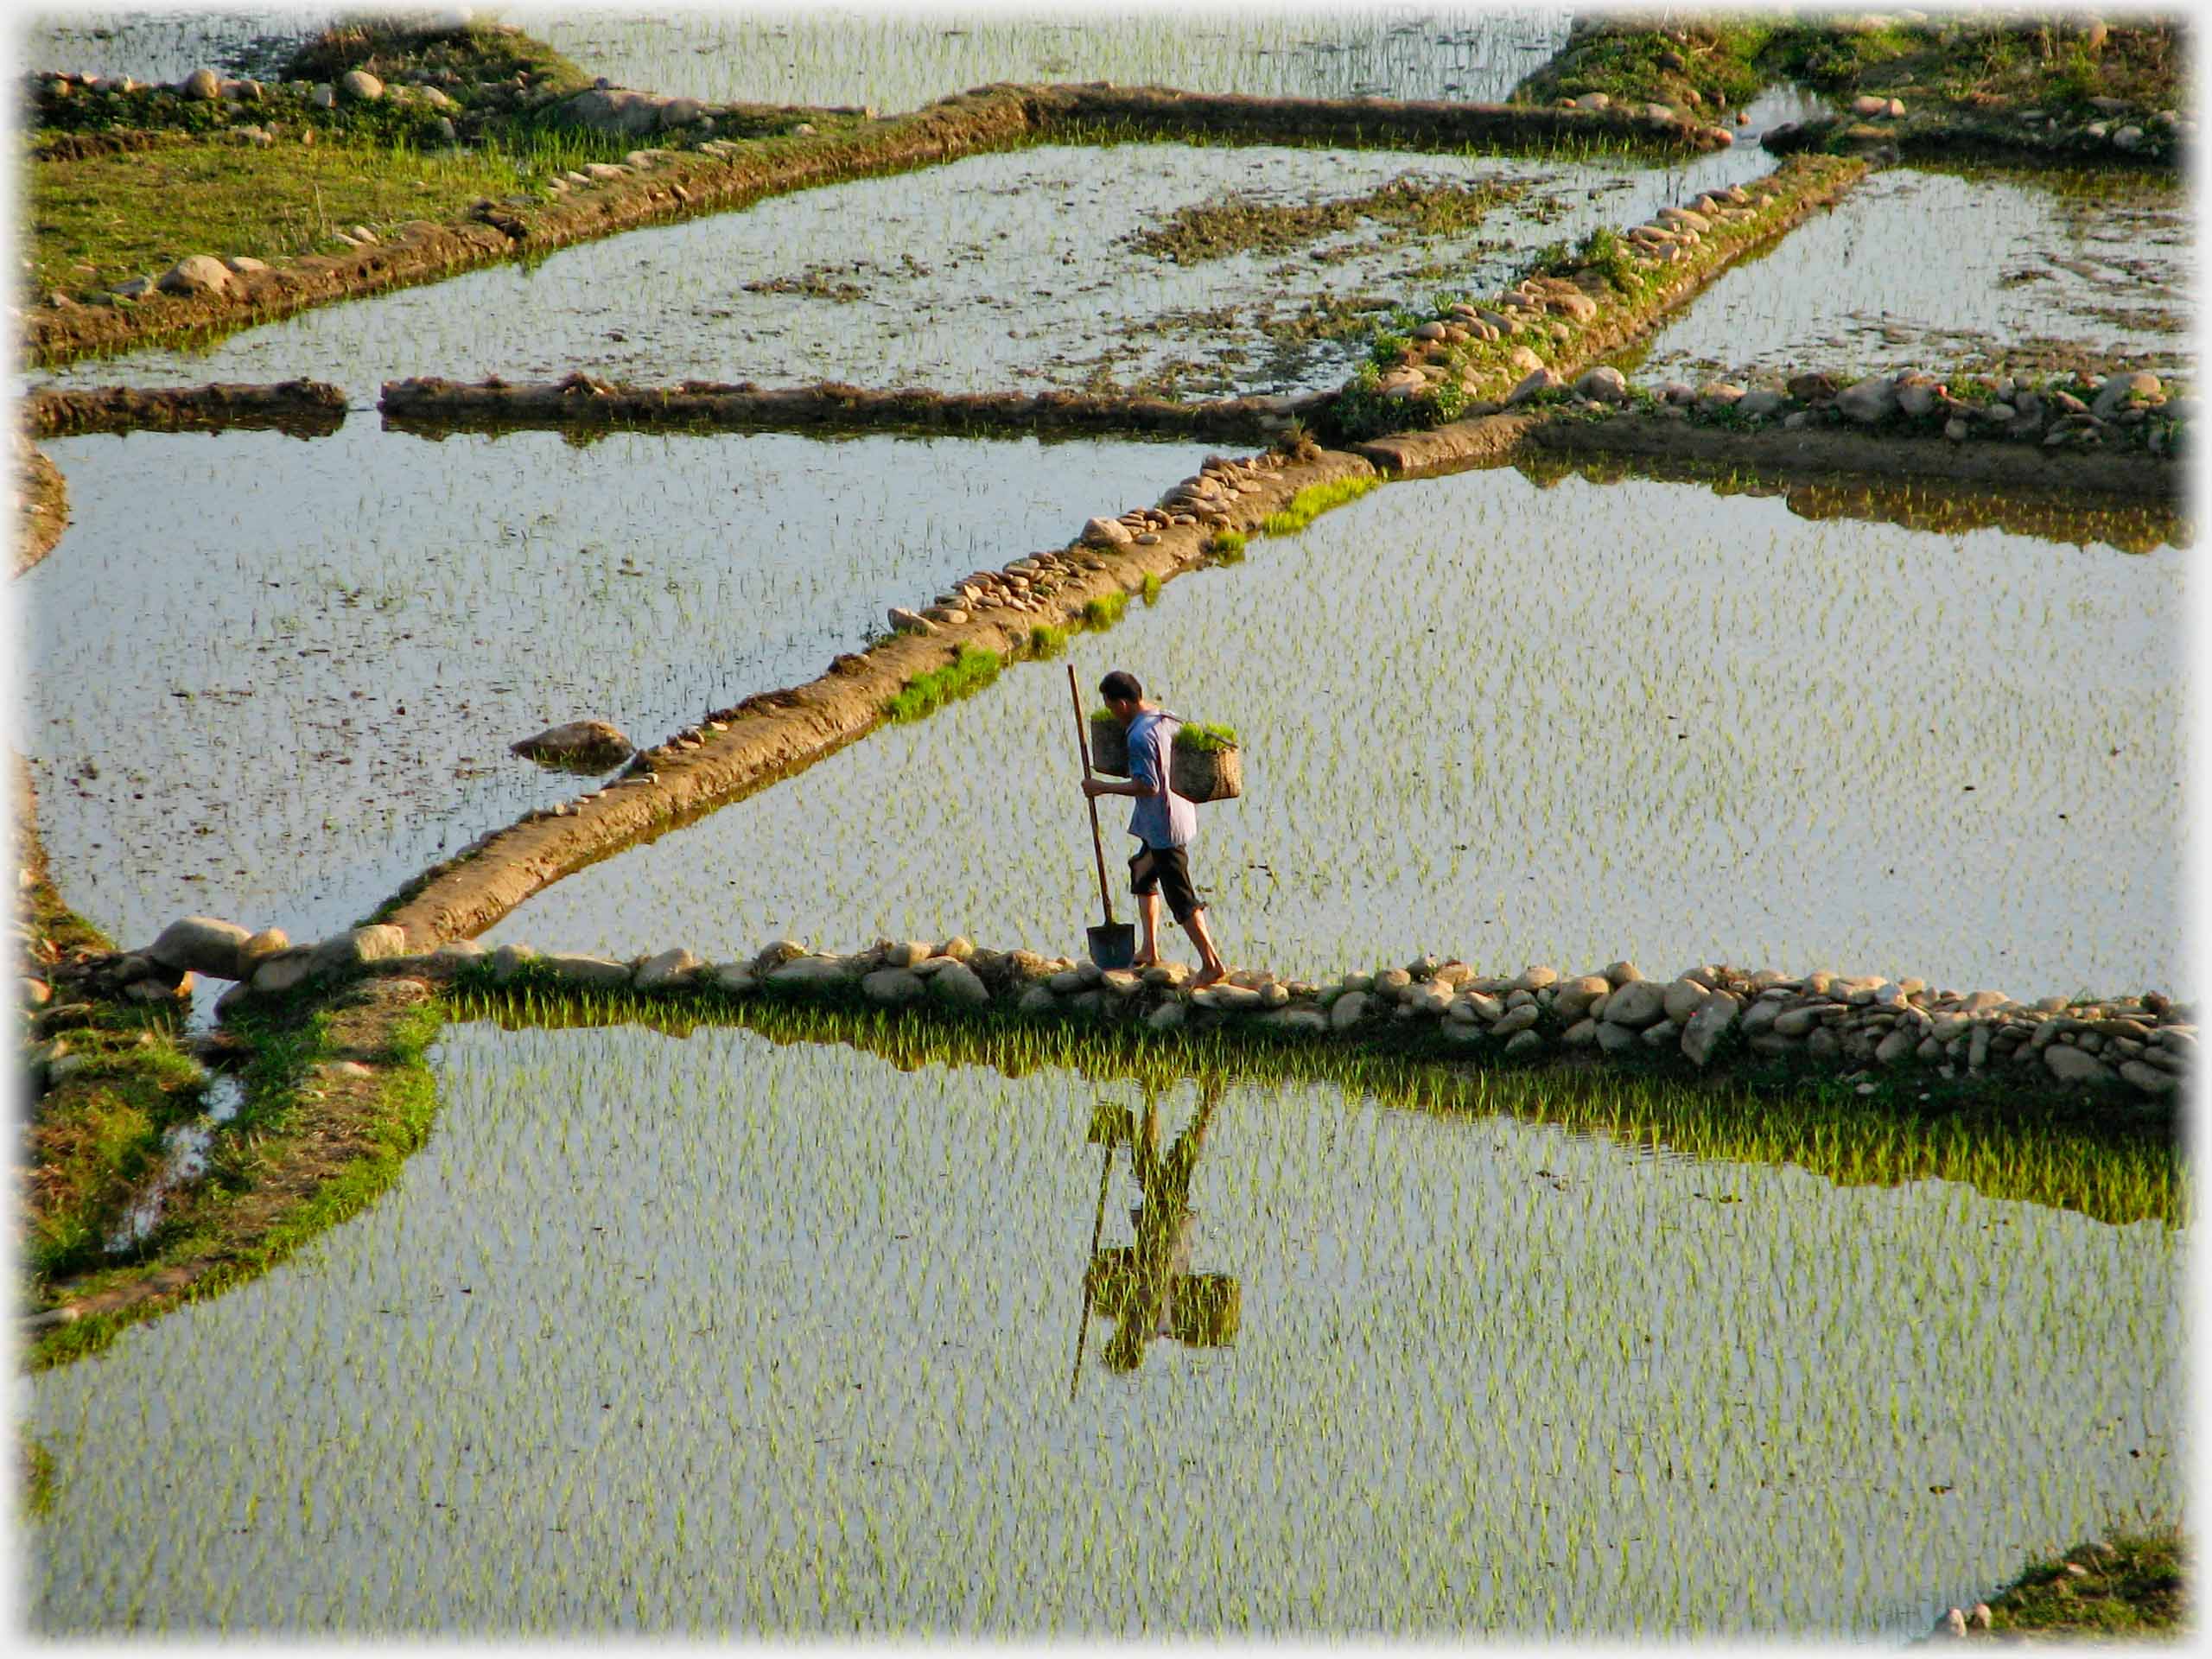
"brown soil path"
26,379,348,438
379,376,1328,440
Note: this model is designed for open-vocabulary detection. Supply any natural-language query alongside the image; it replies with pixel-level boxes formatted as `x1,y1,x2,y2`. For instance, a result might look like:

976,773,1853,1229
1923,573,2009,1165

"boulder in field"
340,69,385,102
511,719,635,772
1836,376,1898,423
148,916,252,979
157,256,232,297
1574,365,1628,404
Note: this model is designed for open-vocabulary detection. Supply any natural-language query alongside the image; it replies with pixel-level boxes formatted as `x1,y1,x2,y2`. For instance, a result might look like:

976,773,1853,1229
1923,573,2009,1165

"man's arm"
1083,725,1170,799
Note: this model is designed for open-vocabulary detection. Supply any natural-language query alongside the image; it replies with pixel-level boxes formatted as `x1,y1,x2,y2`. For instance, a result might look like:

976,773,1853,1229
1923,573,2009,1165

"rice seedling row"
22,1007,2182,1635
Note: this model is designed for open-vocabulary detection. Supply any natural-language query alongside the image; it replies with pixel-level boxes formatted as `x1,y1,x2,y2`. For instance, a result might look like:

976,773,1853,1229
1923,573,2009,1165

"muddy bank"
30,127,198,162
1350,410,1539,472
378,375,1329,441
1027,80,1732,152
1339,393,2184,517
1764,113,2189,168
25,378,348,438
365,442,1373,950
1520,407,2182,504
16,440,70,575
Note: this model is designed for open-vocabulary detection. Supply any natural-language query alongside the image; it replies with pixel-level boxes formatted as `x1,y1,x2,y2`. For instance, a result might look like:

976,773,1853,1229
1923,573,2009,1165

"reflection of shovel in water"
1068,1102,1131,1401
1068,664,1135,970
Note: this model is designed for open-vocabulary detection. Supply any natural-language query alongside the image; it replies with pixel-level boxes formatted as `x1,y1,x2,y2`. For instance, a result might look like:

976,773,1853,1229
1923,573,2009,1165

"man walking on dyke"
1082,670,1230,988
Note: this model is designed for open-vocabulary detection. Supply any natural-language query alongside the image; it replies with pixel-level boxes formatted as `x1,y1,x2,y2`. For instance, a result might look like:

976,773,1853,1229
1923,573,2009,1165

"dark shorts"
1128,843,1203,925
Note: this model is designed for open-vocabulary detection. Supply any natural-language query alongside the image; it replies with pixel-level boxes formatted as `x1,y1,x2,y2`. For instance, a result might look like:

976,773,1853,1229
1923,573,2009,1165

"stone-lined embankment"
120,914,2192,1115
25,378,348,438
363,439,1370,950
379,374,1326,441
1324,155,1866,436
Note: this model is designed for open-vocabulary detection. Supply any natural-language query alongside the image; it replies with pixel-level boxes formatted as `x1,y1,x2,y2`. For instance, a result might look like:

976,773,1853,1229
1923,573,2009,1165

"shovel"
1068,664,1136,970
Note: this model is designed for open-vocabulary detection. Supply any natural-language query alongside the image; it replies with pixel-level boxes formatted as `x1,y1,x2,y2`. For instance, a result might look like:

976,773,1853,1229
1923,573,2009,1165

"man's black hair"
1099,670,1142,703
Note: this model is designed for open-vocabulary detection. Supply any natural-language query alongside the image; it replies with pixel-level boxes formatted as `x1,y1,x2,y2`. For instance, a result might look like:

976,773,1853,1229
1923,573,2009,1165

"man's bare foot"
1133,950,1160,969
1192,963,1230,989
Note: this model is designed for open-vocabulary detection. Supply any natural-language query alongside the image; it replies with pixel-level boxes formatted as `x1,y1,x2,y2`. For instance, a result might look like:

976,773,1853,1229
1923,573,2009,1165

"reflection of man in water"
1085,1083,1240,1375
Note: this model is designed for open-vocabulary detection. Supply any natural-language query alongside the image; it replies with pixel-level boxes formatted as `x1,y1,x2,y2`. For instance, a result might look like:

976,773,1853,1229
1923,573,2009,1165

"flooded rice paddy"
526,5,1571,112
488,463,2186,1000
40,134,1806,405
24,1019,2182,1635
1629,163,2194,384
16,422,1205,951
17,7,327,82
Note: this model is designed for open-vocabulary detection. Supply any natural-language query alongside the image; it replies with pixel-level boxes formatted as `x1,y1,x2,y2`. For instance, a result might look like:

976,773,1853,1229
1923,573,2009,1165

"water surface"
17,423,1204,950
489,463,2187,997
39,134,1808,404
1630,163,2193,384
25,1020,2183,1635
524,5,1571,112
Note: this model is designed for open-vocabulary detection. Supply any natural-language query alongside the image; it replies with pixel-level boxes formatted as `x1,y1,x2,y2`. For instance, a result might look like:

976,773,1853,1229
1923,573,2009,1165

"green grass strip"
1259,473,1382,535
883,645,1004,721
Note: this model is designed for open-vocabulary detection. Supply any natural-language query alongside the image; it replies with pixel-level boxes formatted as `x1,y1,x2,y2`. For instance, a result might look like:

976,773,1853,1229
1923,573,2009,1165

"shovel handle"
1069,666,1116,925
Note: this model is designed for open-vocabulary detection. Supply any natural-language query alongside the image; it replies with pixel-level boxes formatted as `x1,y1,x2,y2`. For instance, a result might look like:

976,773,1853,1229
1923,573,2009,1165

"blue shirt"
1127,709,1198,849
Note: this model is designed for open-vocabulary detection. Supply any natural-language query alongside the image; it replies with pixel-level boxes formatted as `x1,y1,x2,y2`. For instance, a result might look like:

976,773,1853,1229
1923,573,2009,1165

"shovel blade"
1087,924,1137,970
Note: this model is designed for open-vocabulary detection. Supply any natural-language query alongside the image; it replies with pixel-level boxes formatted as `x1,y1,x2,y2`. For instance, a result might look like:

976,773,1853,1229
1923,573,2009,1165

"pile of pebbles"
1574,364,2189,455
1770,98,2192,162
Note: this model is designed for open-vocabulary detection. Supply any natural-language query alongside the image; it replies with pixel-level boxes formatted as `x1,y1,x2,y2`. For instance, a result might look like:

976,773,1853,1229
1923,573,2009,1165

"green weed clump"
1261,474,1382,535
1566,225,1648,297
884,645,1004,721
1141,571,1162,605
1971,1523,2184,1636
1082,590,1129,630
1208,530,1248,559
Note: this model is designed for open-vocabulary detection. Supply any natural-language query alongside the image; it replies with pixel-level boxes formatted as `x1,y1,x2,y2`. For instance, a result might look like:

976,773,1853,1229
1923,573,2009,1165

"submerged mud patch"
1132,172,1531,263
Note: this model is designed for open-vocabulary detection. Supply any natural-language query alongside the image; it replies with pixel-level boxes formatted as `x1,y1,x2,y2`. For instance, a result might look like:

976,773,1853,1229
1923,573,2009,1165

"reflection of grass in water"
1514,449,2190,556
452,977,2185,1229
